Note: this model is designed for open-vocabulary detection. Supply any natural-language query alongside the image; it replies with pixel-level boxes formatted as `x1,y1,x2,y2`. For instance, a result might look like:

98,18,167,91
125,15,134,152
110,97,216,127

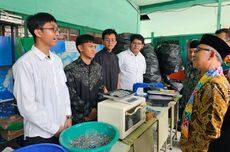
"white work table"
147,95,181,151
111,117,157,152
111,95,181,152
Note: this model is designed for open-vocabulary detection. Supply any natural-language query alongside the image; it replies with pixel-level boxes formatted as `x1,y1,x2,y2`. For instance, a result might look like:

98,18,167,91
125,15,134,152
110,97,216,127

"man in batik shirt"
65,34,104,124
180,34,230,152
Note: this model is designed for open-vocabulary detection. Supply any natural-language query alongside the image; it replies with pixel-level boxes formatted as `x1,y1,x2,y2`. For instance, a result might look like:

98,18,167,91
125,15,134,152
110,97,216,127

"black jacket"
208,107,230,152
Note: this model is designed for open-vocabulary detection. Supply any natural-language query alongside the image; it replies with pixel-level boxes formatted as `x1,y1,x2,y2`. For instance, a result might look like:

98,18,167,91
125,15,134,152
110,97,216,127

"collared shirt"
117,49,146,90
94,48,120,91
180,75,230,151
13,45,71,138
64,58,103,124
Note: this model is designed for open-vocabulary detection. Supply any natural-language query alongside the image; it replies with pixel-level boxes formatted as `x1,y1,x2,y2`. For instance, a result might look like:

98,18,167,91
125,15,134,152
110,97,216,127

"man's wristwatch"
66,115,73,120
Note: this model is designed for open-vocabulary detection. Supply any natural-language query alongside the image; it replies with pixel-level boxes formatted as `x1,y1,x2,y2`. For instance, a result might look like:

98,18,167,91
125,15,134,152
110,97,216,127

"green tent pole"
151,32,155,46
216,0,222,30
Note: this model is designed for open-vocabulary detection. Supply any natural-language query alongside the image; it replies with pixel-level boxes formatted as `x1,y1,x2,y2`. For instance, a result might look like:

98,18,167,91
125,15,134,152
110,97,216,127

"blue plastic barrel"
14,143,67,152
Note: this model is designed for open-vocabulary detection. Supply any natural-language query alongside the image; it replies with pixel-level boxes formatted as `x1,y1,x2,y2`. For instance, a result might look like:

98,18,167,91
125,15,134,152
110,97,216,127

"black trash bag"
113,33,132,55
156,42,183,77
141,43,163,83
156,41,183,90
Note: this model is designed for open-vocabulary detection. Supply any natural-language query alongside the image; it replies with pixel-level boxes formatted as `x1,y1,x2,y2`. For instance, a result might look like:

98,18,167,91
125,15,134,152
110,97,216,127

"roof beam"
140,0,220,14
127,0,140,14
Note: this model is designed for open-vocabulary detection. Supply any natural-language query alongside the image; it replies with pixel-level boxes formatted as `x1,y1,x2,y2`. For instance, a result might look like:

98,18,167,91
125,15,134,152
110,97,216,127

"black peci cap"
199,34,230,59
190,40,200,49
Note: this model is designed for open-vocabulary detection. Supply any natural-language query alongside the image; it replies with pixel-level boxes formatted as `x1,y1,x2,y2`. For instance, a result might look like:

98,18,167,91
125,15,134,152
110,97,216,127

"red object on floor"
167,70,185,80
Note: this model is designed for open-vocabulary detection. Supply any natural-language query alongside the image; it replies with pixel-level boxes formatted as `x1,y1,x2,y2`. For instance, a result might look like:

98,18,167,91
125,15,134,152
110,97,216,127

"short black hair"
102,29,117,40
190,40,200,49
215,28,229,35
130,34,144,44
75,34,96,51
27,12,56,41
215,28,230,40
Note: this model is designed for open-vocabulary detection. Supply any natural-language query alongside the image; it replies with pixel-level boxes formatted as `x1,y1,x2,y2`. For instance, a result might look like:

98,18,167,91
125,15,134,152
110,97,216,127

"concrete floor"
169,134,182,152
153,127,182,152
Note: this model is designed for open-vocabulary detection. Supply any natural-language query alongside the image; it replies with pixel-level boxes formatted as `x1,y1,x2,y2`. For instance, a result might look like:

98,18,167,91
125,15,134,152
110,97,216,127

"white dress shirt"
13,45,71,138
117,49,146,91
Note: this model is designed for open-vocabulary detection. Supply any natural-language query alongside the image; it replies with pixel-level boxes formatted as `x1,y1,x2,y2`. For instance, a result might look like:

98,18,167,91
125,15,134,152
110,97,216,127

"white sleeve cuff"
66,107,72,116
49,124,60,135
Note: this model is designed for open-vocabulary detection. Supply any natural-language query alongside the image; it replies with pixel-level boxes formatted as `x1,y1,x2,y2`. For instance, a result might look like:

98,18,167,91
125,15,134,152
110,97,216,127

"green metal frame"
58,21,102,35
18,13,103,37
140,0,229,32
151,33,206,66
139,0,229,14
216,0,222,29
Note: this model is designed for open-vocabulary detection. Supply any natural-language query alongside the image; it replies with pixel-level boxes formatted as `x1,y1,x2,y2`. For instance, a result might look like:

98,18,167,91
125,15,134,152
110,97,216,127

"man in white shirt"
117,34,146,91
13,12,72,146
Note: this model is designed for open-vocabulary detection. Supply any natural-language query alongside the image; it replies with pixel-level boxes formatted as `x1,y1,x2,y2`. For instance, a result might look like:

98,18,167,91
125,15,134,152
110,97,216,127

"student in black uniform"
94,29,120,92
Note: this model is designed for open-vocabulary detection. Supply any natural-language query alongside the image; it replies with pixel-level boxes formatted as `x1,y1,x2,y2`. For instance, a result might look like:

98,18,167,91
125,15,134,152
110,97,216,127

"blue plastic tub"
59,121,120,152
14,143,67,152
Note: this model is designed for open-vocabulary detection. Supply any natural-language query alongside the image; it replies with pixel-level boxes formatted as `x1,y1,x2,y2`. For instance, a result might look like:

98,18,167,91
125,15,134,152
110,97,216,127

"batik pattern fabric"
180,67,230,152
181,66,223,138
64,58,103,124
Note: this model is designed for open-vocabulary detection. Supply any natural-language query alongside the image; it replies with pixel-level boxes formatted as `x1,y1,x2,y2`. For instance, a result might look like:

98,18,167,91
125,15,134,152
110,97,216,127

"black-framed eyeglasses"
104,38,116,43
195,46,212,53
39,27,60,33
131,42,143,46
